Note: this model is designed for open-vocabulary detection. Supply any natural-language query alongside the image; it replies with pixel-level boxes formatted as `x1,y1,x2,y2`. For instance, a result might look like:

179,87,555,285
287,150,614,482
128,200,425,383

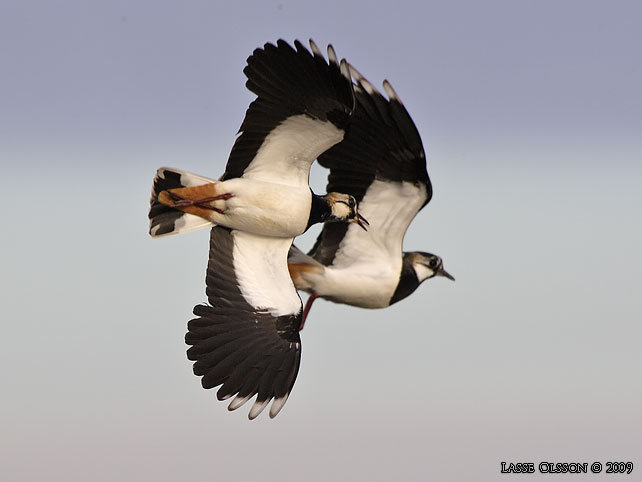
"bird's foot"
165,191,232,213
299,292,319,331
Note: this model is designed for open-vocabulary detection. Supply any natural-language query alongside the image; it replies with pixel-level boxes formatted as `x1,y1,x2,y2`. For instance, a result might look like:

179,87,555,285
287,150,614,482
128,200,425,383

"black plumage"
222,39,355,181
186,227,302,419
309,71,431,266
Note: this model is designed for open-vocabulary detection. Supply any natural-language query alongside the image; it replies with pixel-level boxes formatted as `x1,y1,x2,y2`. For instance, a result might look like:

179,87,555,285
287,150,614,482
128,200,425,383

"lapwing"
287,66,454,328
186,226,302,419
148,40,368,239
153,40,366,419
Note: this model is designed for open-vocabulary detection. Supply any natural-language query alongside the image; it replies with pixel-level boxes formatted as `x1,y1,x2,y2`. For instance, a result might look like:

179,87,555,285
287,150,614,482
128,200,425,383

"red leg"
299,292,319,331
169,191,233,208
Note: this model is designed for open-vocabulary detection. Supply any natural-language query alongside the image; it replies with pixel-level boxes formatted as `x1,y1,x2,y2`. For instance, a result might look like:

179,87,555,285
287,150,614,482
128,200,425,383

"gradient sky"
1,1,641,481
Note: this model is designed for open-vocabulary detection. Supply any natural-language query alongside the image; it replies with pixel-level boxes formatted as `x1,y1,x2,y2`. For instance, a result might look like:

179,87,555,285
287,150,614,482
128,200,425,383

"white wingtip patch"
351,68,377,96
382,80,401,103
228,394,252,411
339,59,351,82
327,44,338,65
248,399,269,420
347,63,365,82
309,39,322,57
269,394,290,418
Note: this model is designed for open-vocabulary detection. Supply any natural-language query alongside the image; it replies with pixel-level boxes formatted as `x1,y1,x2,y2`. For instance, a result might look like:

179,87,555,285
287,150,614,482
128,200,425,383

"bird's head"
323,192,369,230
407,251,455,283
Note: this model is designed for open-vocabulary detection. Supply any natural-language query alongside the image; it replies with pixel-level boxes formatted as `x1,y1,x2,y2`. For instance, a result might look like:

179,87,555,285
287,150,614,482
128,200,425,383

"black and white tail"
149,167,215,237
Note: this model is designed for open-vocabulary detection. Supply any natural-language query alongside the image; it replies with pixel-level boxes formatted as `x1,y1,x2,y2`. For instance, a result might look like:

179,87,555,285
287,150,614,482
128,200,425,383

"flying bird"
152,39,362,419
288,65,454,328
148,45,368,239
186,226,301,419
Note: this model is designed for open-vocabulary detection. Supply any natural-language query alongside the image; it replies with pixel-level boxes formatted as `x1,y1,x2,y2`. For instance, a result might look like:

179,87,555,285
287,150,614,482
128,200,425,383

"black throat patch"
389,256,421,305
306,191,331,231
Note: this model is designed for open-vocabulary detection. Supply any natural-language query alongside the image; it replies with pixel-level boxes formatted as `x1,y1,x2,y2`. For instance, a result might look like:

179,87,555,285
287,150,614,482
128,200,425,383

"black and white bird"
148,41,367,239
186,226,302,419
153,40,364,419
288,66,454,327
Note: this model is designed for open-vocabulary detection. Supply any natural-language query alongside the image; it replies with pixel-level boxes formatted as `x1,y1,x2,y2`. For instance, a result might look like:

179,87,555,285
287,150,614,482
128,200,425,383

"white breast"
302,261,400,309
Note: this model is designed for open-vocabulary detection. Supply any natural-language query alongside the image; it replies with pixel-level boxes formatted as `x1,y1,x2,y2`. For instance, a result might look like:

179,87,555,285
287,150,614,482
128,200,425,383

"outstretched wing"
309,67,431,267
186,226,302,419
222,39,355,188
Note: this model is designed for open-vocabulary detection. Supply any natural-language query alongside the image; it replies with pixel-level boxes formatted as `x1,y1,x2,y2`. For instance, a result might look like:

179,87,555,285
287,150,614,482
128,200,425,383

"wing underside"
310,68,431,266
222,39,355,188
186,227,302,419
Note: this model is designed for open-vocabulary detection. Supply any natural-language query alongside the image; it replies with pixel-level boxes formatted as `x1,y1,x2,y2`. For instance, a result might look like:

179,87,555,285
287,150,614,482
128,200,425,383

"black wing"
221,39,355,184
309,67,431,265
186,227,302,419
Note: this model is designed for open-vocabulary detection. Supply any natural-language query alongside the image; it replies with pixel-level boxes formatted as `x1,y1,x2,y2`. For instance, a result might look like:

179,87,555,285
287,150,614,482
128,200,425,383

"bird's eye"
429,258,439,268
348,197,355,208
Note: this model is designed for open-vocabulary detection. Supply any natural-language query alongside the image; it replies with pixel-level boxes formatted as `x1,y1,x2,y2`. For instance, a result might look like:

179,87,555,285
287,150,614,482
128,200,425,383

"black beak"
353,212,369,231
436,266,455,281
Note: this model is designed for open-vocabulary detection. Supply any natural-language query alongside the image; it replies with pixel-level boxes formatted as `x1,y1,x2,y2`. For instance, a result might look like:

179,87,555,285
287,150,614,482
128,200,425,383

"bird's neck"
389,255,421,305
306,192,332,231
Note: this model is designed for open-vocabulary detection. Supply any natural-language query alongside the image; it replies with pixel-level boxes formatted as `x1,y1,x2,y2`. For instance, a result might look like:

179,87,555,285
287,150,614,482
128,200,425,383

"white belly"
302,263,401,309
209,179,311,238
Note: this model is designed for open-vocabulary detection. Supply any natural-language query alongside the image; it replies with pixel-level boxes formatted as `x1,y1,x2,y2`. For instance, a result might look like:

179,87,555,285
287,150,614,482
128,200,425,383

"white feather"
413,263,435,283
248,399,269,420
309,39,322,57
327,44,338,65
294,180,427,308
332,179,427,271
232,231,301,317
382,80,401,103
242,114,344,188
269,394,290,418
228,394,252,411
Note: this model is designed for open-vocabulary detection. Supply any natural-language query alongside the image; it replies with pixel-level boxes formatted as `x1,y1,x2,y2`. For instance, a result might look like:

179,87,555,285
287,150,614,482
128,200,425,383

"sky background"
1,1,641,481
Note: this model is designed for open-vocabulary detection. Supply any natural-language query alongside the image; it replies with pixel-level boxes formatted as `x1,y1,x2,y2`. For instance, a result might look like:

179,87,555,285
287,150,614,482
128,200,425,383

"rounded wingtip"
248,399,269,420
228,394,252,411
309,39,322,57
269,394,290,418
347,62,364,81
352,68,377,96
382,79,401,103
327,44,338,65
339,59,351,80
